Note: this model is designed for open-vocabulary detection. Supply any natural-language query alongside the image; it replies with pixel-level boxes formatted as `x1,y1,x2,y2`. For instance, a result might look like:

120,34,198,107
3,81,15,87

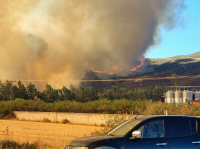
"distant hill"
147,51,200,65
81,52,200,92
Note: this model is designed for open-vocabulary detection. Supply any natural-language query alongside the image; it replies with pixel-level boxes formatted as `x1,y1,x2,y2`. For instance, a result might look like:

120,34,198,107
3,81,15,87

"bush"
0,100,16,119
1,98,200,118
91,114,127,136
43,118,51,123
91,118,114,136
62,119,70,124
0,140,38,149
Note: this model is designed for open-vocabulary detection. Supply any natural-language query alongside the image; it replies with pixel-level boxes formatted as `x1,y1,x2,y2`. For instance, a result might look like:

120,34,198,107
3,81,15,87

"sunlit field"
0,120,103,149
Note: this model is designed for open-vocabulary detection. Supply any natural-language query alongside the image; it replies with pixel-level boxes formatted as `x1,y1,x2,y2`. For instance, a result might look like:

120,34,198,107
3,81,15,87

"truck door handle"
156,143,167,146
192,141,200,144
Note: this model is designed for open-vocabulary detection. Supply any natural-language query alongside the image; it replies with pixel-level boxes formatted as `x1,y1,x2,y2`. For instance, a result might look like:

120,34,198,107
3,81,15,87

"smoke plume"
0,0,185,89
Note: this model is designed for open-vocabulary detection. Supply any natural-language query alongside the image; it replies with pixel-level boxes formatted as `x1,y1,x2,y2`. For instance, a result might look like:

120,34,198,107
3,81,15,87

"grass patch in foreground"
0,140,38,149
91,114,127,136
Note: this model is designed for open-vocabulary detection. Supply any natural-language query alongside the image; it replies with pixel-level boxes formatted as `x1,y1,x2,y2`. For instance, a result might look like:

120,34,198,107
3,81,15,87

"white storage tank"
194,91,200,100
166,91,174,103
183,90,193,103
174,90,183,103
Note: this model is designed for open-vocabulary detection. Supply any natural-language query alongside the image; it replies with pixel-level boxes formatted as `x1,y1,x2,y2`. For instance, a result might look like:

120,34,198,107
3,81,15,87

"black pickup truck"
64,115,200,149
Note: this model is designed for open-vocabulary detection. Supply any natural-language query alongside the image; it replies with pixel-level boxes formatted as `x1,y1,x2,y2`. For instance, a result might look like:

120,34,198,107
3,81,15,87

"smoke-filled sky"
0,0,185,89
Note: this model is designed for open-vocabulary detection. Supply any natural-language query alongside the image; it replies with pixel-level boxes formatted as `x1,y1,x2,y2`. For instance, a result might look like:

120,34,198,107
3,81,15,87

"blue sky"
145,0,200,59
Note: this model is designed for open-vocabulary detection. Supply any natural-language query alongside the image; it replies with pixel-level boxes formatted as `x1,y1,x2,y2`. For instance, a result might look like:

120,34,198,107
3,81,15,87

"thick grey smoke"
0,0,185,89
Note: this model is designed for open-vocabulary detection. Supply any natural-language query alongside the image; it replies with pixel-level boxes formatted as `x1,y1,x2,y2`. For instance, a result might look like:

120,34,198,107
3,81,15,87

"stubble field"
0,120,103,149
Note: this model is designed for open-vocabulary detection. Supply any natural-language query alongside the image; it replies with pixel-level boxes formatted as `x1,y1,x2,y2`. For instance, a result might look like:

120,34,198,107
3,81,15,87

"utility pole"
6,80,16,118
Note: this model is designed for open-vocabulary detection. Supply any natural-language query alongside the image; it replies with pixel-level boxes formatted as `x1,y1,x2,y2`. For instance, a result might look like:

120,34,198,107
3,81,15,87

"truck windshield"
106,119,142,136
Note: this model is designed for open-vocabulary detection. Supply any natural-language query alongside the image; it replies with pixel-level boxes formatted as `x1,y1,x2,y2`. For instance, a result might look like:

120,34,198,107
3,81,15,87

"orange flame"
80,72,86,79
71,60,144,85
107,69,123,75
71,81,78,85
131,59,144,71
71,72,86,85
92,69,123,75
92,70,104,73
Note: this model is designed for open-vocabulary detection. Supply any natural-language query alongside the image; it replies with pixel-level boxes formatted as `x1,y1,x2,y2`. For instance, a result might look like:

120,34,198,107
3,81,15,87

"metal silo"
183,90,193,103
194,91,200,100
166,91,174,103
175,90,182,103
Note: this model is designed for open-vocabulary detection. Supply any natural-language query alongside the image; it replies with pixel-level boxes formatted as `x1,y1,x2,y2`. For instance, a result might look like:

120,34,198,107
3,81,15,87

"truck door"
127,118,168,149
167,118,200,149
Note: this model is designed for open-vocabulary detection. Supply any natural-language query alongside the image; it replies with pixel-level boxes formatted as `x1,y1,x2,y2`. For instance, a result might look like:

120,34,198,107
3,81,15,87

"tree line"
0,80,166,102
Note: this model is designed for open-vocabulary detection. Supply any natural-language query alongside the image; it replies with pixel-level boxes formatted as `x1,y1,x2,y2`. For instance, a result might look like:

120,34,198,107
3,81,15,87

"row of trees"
0,81,77,102
98,86,165,101
0,81,166,102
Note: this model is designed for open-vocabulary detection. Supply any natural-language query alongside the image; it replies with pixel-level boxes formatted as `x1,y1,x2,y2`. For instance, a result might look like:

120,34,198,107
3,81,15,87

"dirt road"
0,120,103,149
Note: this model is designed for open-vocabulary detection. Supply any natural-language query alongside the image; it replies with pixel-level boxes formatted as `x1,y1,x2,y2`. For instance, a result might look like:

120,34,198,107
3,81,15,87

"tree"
42,84,60,102
127,90,134,100
111,86,120,99
73,87,97,102
168,74,181,87
137,89,146,100
153,85,165,102
59,86,75,101
14,81,28,99
132,89,138,100
145,86,153,100
0,81,12,101
118,87,127,99
0,81,3,100
27,83,37,100
83,87,97,101
106,89,114,100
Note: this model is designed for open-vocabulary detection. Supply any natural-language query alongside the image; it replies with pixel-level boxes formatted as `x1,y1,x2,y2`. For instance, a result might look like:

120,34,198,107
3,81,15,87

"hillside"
81,52,200,92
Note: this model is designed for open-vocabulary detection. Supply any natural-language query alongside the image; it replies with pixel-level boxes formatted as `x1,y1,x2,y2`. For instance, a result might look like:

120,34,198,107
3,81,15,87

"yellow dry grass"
0,120,103,149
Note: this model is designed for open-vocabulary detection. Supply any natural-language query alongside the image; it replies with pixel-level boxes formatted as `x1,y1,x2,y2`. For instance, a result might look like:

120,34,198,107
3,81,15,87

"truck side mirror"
130,130,142,139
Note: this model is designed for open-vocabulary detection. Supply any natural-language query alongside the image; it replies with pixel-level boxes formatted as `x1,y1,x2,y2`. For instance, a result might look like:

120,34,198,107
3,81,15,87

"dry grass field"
0,120,103,149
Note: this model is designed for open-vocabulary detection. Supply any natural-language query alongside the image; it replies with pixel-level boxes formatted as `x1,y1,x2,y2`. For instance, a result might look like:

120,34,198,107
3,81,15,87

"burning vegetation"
72,59,144,84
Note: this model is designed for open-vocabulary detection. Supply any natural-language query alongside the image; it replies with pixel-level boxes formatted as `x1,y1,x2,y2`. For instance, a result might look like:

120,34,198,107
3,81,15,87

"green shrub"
1,98,200,117
43,118,51,123
91,114,126,136
0,100,16,119
0,140,38,149
100,123,105,127
62,118,70,124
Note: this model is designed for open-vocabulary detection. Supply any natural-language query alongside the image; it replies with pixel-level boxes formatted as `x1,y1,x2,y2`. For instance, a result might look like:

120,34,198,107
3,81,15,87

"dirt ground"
0,120,103,149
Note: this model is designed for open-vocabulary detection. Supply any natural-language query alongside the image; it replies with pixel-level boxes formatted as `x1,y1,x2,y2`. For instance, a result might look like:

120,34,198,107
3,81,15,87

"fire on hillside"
72,59,144,85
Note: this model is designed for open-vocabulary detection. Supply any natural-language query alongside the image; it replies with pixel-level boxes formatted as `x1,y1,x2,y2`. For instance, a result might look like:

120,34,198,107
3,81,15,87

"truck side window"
168,119,196,138
137,119,164,139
